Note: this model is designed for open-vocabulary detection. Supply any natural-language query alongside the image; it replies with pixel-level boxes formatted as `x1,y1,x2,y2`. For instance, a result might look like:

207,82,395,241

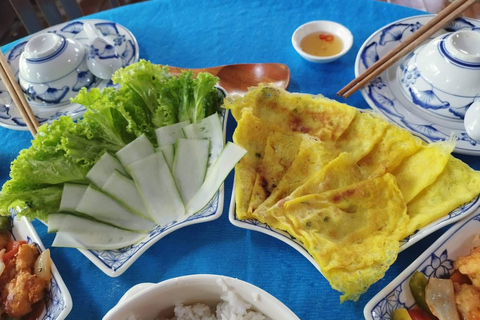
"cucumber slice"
116,134,155,169
173,138,210,204
47,213,66,233
155,121,190,146
183,113,224,174
60,183,88,213
86,152,128,189
128,152,185,225
51,214,146,250
76,186,156,232
102,170,151,220
186,142,246,214
159,144,175,171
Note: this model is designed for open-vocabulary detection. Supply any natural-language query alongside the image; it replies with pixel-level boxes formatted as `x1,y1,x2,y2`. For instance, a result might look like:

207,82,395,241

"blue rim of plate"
355,15,480,156
0,19,139,131
364,206,480,320
75,107,228,277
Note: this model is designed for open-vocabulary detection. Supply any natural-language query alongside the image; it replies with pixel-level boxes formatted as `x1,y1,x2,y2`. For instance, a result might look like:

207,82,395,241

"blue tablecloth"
2,0,480,319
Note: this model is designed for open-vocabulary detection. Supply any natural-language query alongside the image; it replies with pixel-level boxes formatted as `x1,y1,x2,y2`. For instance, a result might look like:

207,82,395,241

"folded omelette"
225,84,480,302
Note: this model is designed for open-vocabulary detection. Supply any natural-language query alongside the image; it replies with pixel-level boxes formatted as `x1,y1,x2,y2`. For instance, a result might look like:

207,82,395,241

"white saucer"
355,15,480,155
0,19,139,131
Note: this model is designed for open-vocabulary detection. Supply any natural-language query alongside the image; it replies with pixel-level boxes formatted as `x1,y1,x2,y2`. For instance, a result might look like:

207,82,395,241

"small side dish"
292,20,353,63
364,207,480,320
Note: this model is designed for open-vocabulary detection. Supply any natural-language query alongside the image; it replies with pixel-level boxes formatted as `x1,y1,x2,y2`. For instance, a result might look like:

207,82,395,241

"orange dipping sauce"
300,32,343,57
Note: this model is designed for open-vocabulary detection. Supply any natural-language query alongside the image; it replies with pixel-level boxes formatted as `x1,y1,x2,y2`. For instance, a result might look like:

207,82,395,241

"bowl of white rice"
102,274,300,320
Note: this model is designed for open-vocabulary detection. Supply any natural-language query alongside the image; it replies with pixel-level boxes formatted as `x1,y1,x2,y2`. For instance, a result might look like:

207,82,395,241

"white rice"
157,279,268,320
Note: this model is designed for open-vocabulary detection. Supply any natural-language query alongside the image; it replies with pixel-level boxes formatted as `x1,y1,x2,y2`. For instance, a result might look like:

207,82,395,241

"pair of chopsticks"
0,52,39,136
337,0,477,99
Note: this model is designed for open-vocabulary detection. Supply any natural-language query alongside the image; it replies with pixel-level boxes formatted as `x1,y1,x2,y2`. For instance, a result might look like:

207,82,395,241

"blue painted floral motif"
379,22,421,46
122,40,136,66
421,250,454,279
458,132,478,146
0,105,10,120
444,17,475,32
113,34,126,46
98,44,118,59
88,45,99,59
400,119,447,142
360,42,379,69
408,87,450,110
95,22,120,36
7,41,27,61
24,86,37,101
401,67,420,87
371,286,407,320
36,86,70,104
60,21,84,34
72,70,96,91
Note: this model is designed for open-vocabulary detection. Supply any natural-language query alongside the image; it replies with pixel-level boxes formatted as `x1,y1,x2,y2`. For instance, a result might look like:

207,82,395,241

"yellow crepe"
281,173,408,302
404,156,480,237
391,140,454,202
252,137,335,225
358,124,422,177
247,131,305,214
232,111,276,219
224,84,357,143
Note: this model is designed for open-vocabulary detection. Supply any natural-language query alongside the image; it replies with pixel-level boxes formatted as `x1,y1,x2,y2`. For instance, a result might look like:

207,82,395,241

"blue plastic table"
1,0,479,319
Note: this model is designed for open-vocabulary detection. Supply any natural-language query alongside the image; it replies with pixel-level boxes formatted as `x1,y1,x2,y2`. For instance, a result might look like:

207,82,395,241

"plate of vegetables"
0,60,246,277
364,206,480,320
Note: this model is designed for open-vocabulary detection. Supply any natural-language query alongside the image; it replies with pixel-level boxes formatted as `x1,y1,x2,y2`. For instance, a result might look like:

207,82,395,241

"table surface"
1,0,480,319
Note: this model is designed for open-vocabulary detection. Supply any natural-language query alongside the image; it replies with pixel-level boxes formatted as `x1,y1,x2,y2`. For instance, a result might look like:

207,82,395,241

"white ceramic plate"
103,274,300,320
364,206,480,319
229,185,480,274
75,109,228,277
355,15,480,156
10,213,72,320
0,19,139,131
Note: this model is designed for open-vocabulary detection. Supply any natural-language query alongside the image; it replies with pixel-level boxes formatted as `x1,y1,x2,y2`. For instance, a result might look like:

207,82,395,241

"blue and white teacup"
18,33,97,108
397,30,480,122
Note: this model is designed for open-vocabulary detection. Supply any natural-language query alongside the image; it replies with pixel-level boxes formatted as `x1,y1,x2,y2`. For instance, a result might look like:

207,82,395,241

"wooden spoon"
168,63,290,95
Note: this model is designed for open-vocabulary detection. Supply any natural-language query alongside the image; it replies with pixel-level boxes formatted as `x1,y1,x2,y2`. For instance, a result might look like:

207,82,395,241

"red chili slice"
3,240,27,261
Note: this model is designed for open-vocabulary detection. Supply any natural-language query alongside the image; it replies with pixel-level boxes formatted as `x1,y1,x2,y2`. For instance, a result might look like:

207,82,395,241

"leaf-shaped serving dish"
0,19,139,131
364,206,480,319
355,15,480,156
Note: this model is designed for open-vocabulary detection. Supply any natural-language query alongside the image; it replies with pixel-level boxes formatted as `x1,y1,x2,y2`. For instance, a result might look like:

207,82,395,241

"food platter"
10,213,72,320
364,206,480,319
0,19,139,131
355,15,480,156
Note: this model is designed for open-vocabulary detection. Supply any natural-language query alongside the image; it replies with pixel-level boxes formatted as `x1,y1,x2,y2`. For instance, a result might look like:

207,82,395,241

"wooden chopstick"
0,52,39,136
337,0,477,99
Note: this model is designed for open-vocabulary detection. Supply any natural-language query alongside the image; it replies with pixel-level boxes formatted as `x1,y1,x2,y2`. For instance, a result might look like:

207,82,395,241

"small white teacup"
18,32,97,108
397,29,480,122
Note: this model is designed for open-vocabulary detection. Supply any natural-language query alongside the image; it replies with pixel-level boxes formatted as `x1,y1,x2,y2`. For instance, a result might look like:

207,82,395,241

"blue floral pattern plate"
72,110,228,277
355,15,480,156
364,206,480,319
0,19,139,131
10,214,72,320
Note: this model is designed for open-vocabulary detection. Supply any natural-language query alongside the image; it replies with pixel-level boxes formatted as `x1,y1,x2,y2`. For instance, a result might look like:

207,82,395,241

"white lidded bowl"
292,20,353,63
18,32,97,108
397,29,480,122
103,274,300,320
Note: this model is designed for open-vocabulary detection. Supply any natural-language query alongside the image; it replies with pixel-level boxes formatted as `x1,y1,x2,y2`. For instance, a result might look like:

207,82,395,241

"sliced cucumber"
183,113,224,174
116,134,155,169
102,170,151,220
159,144,175,171
155,121,190,146
60,183,88,213
47,213,66,233
128,152,185,225
76,186,156,232
186,142,246,214
173,138,210,204
86,152,128,189
51,214,147,250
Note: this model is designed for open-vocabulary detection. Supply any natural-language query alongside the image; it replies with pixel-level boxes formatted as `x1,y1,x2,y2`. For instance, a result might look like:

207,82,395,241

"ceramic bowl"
102,274,300,320
18,32,97,108
364,206,480,319
292,20,353,63
397,29,480,122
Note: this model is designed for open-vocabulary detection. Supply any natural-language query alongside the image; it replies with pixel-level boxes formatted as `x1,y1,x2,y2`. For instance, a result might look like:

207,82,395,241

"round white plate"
355,15,480,155
0,19,139,131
